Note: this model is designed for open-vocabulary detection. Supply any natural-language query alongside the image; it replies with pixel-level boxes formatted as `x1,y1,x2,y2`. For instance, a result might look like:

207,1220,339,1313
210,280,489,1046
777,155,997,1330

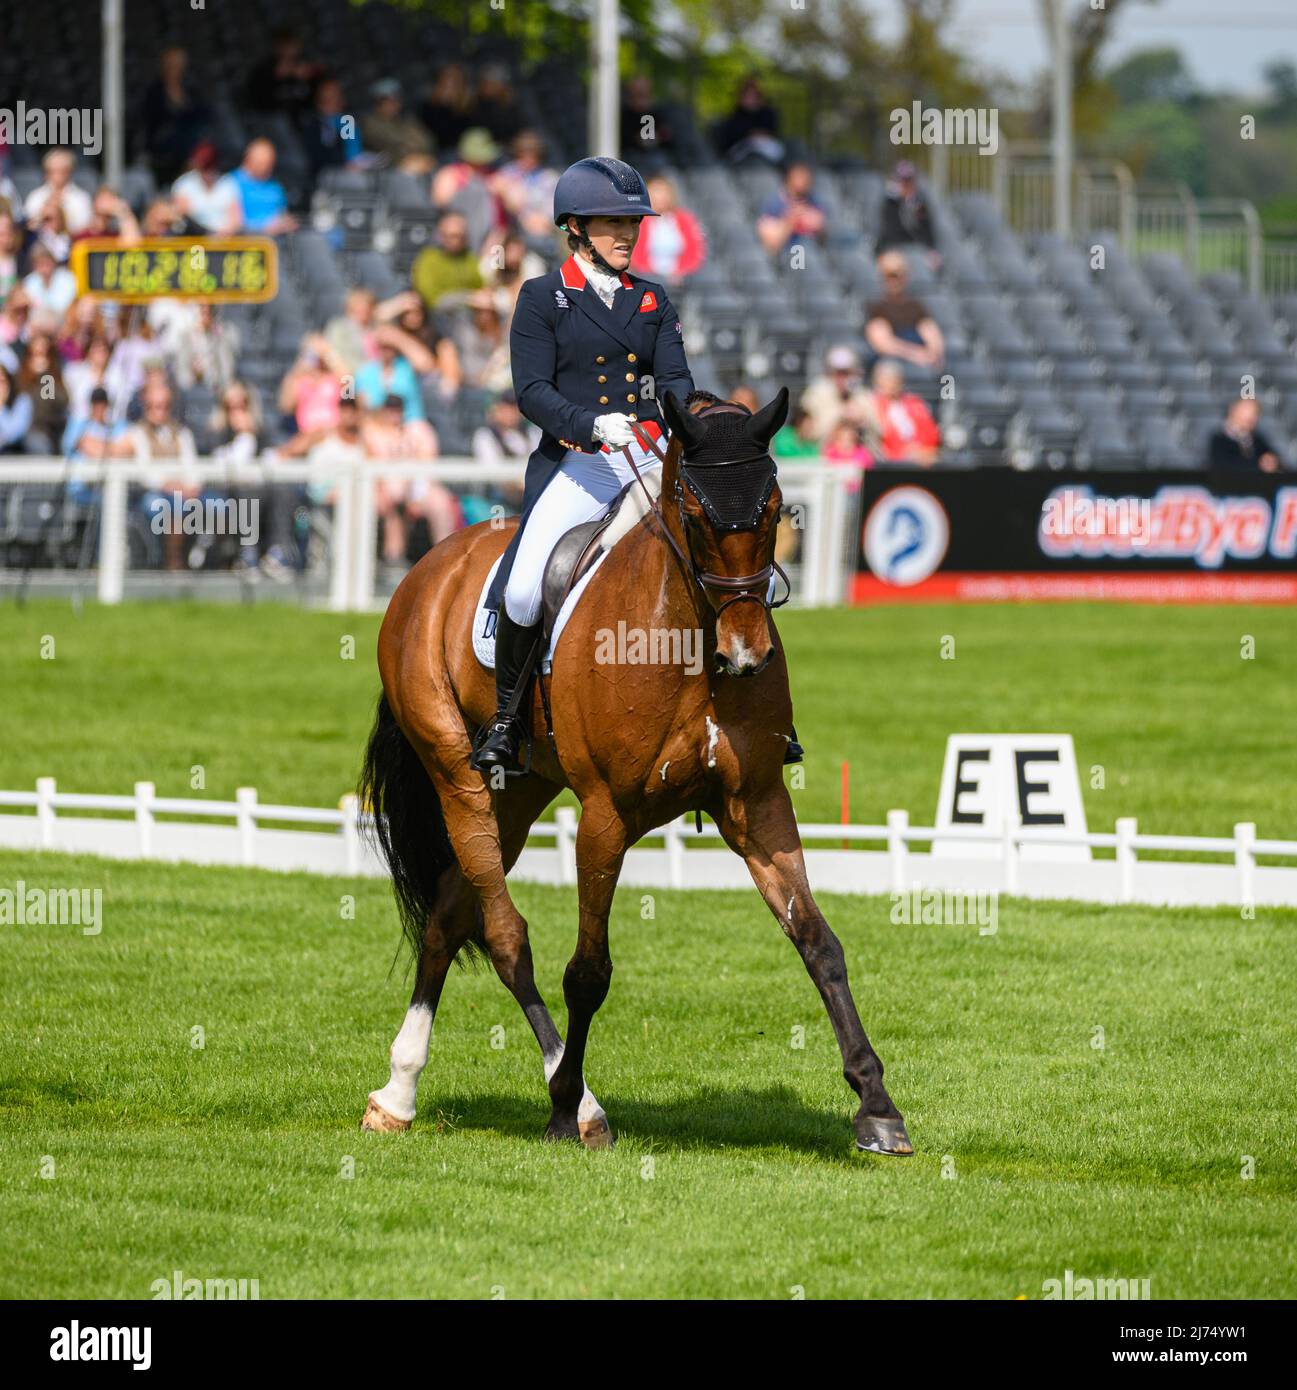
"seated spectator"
0,212,23,298
452,290,512,393
301,394,369,507
493,131,559,242
362,80,435,175
152,301,240,393
471,66,523,146
24,149,93,234
57,298,109,364
0,362,32,452
64,334,116,418
73,186,141,246
432,130,506,249
30,200,73,266
355,334,427,422
141,46,211,185
620,76,677,172
16,332,68,452
109,309,167,418
631,176,706,288
140,195,203,239
1208,398,1283,472
279,334,346,435
412,211,484,313
172,143,242,235
374,292,462,398
756,162,826,257
301,75,366,189
821,421,873,491
418,64,473,153
245,27,319,116
477,227,545,314
325,288,379,377
801,346,872,440
363,392,457,563
0,285,33,356
472,389,534,465
714,76,784,165
864,359,940,465
772,406,822,460
126,380,200,568
63,386,132,506
876,161,940,270
226,139,298,236
22,243,78,320
865,251,945,371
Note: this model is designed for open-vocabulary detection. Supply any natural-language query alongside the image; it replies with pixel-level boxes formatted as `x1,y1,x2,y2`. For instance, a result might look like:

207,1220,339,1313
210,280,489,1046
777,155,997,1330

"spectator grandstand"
0,0,1294,582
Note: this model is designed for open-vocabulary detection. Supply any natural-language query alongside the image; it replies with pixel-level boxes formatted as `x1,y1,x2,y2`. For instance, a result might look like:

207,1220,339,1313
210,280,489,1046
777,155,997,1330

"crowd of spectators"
0,48,1287,578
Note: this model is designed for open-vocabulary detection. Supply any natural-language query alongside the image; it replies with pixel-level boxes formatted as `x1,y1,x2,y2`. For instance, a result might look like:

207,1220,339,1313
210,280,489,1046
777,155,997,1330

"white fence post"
1115,817,1137,903
236,787,258,866
341,793,360,875
665,817,686,888
134,781,155,858
97,468,126,605
350,460,377,611
328,460,353,612
36,776,56,848
1235,822,1256,910
555,806,578,886
1001,815,1019,894
887,809,908,895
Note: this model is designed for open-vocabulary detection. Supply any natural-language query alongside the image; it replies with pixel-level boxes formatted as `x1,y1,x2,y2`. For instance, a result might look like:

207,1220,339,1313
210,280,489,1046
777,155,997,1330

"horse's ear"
663,390,706,452
746,386,789,449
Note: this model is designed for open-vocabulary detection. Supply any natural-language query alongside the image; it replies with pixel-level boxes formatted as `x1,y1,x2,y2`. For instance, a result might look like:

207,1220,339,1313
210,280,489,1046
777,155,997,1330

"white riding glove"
592,413,638,449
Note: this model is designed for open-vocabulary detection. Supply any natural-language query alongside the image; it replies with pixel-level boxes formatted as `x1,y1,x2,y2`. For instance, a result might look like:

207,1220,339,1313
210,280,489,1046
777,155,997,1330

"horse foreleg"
362,864,478,1132
483,774,613,1150
717,783,912,1155
545,796,626,1147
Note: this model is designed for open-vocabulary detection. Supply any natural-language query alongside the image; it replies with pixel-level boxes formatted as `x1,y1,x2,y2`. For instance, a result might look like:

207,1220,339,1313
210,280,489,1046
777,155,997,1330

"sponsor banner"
855,467,1297,602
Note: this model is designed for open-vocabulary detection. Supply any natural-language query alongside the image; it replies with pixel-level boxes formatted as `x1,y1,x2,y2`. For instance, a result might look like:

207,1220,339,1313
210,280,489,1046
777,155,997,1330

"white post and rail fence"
3,779,1294,911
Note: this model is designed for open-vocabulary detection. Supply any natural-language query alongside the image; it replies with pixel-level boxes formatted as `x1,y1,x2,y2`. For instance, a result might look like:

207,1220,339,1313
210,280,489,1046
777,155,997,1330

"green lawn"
1,599,1293,836
1,598,1295,1298
1,850,1294,1300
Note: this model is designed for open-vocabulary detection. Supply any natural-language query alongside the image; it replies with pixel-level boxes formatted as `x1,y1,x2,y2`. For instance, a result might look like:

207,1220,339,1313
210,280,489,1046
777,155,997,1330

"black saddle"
539,478,639,638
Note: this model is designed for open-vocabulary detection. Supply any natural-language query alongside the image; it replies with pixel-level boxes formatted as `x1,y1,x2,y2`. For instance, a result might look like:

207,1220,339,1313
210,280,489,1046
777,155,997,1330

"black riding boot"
471,609,544,775
784,723,804,765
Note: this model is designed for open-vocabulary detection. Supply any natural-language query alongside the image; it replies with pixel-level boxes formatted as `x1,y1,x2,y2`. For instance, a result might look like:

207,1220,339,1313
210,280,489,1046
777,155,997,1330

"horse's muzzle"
715,647,774,677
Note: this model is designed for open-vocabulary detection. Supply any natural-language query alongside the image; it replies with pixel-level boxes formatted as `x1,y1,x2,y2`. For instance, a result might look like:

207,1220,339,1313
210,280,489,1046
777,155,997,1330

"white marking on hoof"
704,716,720,768
544,1044,609,1144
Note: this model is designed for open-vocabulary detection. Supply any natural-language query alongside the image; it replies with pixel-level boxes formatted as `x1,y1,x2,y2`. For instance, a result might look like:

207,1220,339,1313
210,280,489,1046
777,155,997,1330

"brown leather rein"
619,413,790,616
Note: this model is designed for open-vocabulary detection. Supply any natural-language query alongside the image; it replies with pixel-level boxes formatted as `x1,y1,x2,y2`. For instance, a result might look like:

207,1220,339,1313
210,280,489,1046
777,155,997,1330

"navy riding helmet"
552,156,658,228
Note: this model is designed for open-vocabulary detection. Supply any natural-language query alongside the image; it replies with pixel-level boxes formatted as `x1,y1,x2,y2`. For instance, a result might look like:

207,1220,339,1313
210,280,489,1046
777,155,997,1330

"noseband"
624,407,790,615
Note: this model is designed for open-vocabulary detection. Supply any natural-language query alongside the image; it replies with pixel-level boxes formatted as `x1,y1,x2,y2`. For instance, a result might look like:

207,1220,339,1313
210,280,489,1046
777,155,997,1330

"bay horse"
358,388,912,1156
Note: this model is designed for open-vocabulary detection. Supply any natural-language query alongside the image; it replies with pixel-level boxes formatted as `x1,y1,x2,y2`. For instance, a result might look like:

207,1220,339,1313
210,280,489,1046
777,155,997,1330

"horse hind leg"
362,865,481,1132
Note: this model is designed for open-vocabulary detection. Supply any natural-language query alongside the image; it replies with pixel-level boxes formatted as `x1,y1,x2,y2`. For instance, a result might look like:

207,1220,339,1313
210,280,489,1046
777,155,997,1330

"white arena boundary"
2,780,1295,910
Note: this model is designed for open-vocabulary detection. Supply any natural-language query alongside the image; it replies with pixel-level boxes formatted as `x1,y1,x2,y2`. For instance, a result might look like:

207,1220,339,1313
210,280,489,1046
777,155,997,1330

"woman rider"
471,156,695,773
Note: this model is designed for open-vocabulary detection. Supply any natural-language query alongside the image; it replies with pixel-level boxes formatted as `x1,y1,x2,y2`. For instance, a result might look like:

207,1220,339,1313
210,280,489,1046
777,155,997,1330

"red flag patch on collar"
638,290,658,313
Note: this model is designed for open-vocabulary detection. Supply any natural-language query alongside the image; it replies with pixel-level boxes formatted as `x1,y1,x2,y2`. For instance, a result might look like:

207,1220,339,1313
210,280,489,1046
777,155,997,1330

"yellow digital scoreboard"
70,237,279,304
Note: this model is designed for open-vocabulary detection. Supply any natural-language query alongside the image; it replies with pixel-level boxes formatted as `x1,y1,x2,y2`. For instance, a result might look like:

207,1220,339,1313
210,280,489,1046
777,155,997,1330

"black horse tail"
358,692,486,966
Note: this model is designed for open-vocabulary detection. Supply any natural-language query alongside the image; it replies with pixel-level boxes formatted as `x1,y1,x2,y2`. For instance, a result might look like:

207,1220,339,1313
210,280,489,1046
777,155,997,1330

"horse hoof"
578,1114,615,1150
855,1115,913,1156
543,1118,581,1144
362,1095,412,1133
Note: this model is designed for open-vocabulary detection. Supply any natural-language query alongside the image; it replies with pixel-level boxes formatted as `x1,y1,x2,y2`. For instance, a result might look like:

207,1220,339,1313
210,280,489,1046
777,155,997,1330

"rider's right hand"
593,413,637,448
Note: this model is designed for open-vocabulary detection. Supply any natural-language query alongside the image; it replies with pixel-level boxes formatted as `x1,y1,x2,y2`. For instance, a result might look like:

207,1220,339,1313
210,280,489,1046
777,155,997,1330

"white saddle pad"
472,465,663,674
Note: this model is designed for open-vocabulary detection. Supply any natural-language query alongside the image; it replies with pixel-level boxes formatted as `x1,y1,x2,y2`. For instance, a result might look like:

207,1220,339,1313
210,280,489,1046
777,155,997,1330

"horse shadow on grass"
421,1085,874,1164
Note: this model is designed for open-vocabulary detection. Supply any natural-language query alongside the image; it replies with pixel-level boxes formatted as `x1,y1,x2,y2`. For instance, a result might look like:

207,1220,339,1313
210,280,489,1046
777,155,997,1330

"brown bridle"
621,409,790,616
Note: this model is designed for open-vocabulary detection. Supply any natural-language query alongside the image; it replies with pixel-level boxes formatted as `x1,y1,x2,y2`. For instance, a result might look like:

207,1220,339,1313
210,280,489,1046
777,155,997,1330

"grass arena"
2,598,1294,1300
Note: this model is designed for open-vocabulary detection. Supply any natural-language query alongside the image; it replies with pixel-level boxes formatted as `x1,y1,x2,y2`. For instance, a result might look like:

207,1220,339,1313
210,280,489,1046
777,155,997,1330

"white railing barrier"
0,456,856,611
1,780,1295,910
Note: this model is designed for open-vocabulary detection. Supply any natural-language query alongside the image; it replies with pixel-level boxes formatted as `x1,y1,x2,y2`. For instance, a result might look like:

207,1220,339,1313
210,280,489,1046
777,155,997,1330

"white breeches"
503,438,662,626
